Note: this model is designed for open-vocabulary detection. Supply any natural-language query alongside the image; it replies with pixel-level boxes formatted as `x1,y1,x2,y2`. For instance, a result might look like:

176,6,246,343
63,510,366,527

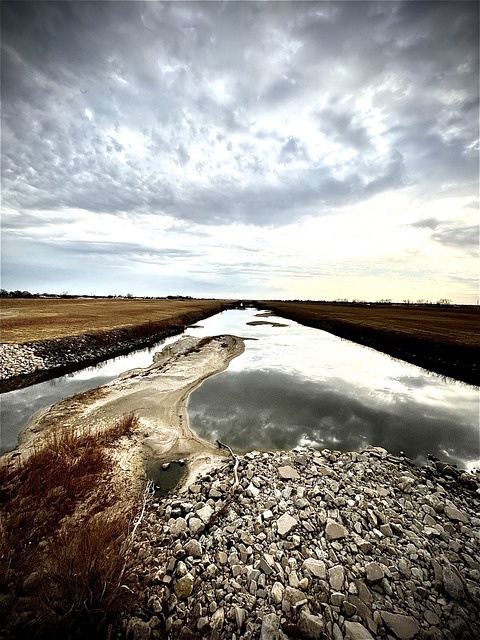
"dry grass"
0,413,142,639
261,301,480,348
0,298,233,343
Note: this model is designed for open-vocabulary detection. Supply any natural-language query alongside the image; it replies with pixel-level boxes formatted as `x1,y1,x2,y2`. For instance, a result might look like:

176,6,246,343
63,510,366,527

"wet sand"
14,334,245,494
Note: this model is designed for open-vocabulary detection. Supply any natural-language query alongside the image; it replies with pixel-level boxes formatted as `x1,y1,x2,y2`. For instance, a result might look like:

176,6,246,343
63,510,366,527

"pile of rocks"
0,343,46,379
124,446,480,640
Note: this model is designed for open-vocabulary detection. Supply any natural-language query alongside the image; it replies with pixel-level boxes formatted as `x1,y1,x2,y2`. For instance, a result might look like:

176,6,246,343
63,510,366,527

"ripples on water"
1,309,479,471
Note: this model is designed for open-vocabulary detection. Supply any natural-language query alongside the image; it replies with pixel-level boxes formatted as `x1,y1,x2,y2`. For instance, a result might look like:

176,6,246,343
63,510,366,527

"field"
0,298,233,344
260,301,480,385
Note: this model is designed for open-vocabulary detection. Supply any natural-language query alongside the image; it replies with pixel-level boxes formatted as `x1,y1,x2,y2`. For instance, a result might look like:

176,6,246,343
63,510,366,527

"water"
0,332,184,453
186,309,479,470
1,309,478,471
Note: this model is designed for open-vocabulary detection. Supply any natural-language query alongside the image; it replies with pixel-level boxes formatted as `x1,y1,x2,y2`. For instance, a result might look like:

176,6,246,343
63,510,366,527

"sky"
1,1,478,302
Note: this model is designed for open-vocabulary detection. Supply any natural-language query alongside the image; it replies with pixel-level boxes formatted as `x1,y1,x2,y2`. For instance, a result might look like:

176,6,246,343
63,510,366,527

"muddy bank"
0,305,234,393
258,304,479,386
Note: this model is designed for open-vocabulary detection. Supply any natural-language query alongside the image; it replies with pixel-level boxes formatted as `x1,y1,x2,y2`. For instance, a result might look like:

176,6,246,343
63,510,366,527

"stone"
279,465,300,479
247,482,260,497
277,513,298,536
381,611,420,639
261,612,280,640
173,573,194,599
271,581,285,605
325,519,348,540
282,586,308,612
365,562,384,583
442,564,464,600
126,618,151,640
297,609,324,638
196,504,214,524
444,504,469,522
184,539,202,557
211,607,224,630
188,517,204,535
344,621,375,640
169,517,187,537
234,606,246,630
328,565,345,591
302,558,326,579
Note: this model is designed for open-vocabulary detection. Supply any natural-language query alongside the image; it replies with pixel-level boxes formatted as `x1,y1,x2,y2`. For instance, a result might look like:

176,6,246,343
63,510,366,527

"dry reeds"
0,412,142,639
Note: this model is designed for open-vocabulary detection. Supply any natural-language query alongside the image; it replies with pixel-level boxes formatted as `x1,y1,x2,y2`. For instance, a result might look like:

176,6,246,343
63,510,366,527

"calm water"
1,309,478,471
0,332,184,453
187,309,479,471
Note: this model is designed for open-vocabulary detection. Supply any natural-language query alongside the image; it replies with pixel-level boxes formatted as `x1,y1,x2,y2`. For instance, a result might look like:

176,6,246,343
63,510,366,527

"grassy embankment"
0,413,143,639
0,298,236,391
0,298,234,343
259,301,480,386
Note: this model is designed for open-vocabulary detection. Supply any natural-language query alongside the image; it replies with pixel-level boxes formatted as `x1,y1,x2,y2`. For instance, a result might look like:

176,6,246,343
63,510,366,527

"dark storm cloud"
1,0,478,227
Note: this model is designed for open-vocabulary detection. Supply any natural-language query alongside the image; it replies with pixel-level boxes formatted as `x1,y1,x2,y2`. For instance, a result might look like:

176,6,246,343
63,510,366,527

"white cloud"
1,0,478,302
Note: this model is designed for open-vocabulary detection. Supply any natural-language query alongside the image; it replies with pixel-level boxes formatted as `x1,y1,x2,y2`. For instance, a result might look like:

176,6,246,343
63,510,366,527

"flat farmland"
0,298,232,344
260,301,480,385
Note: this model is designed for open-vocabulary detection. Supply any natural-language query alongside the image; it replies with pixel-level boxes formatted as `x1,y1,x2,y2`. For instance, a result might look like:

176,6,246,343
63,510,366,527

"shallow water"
186,309,480,470
1,308,478,471
0,333,182,453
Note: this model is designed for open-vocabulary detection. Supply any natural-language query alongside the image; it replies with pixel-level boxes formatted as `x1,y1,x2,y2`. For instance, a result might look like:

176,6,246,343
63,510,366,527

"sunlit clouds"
1,1,478,301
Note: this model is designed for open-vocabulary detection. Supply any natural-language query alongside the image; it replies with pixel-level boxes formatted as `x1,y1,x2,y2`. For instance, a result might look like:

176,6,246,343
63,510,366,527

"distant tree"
437,298,452,306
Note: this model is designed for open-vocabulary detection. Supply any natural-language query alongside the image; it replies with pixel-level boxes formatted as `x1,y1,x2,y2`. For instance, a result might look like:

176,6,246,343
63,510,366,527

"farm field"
260,301,480,348
0,298,234,344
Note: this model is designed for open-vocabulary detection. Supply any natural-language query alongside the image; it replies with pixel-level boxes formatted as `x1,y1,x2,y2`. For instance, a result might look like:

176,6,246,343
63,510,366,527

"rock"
444,504,469,522
126,618,151,640
328,564,345,591
173,573,194,599
344,621,375,640
277,513,298,536
184,539,202,557
196,504,214,524
234,606,246,630
442,564,464,600
169,517,187,537
188,517,204,535
364,562,384,583
380,611,420,639
279,465,300,479
261,612,280,640
297,609,324,638
302,558,326,579
325,519,348,540
21,571,41,594
271,581,285,605
211,607,224,630
282,586,308,612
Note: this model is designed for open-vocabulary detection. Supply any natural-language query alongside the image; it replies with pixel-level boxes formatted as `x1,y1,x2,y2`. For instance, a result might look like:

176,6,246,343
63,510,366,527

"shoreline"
125,445,480,640
0,304,234,393
1,334,479,639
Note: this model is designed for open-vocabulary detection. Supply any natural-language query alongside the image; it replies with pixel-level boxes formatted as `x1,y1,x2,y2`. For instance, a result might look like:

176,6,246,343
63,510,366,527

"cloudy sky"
1,1,478,301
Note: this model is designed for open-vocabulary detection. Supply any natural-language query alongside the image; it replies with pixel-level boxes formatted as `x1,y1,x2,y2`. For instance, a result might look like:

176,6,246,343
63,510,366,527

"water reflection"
1,308,478,471
187,309,479,471
188,369,479,469
0,334,182,454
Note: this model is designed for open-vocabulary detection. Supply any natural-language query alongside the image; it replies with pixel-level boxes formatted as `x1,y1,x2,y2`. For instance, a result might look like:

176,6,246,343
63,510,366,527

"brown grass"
260,301,480,348
0,413,142,639
0,298,234,343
